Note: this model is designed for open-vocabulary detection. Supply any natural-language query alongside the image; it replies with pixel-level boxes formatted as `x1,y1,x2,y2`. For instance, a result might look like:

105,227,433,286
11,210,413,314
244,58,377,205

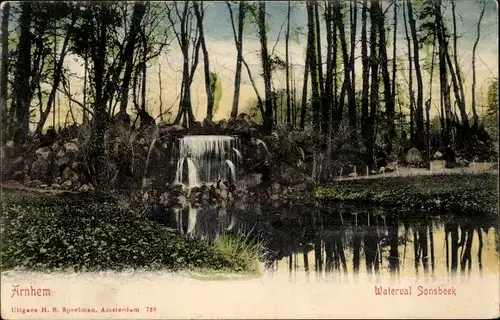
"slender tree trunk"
0,2,9,119
368,0,379,167
407,0,425,151
314,1,325,133
403,3,415,147
300,49,310,130
118,2,146,116
361,0,370,156
471,1,486,128
286,1,291,127
450,0,468,129
257,2,274,131
436,5,452,146
228,1,245,119
376,1,394,153
324,2,333,134
14,2,32,138
193,2,214,121
336,0,356,131
307,2,320,132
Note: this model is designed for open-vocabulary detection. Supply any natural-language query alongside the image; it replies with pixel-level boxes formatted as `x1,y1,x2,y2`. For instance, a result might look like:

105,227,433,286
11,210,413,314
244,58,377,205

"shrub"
0,190,252,273
314,173,498,217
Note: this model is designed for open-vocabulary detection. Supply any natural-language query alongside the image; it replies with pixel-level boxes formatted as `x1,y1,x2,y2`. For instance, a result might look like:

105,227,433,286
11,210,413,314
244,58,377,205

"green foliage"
0,191,254,273
315,173,497,217
215,234,266,273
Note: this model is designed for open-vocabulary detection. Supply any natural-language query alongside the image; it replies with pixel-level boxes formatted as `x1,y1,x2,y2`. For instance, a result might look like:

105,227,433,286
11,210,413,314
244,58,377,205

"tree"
472,1,486,128
193,1,214,121
407,0,425,151
227,1,246,119
13,2,32,139
255,2,274,131
168,1,201,127
306,2,320,132
0,2,9,120
285,1,291,127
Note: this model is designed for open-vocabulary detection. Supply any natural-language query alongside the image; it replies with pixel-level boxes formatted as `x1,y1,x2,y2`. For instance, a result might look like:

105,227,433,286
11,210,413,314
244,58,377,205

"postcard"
1,0,499,319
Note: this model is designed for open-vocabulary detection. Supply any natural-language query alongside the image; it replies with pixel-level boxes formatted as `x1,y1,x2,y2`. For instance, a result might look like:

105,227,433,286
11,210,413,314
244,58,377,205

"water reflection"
153,199,499,282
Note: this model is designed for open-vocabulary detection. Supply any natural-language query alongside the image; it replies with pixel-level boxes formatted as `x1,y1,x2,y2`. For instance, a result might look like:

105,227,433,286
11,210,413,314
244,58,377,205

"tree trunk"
361,0,370,152
471,1,486,128
407,0,425,152
402,2,415,148
368,0,379,167
228,1,245,119
286,1,291,127
14,2,32,138
314,1,326,133
193,2,214,121
336,0,356,131
88,5,110,188
307,2,320,132
257,2,274,131
376,1,394,153
118,2,147,116
300,49,310,130
324,2,333,134
0,2,9,119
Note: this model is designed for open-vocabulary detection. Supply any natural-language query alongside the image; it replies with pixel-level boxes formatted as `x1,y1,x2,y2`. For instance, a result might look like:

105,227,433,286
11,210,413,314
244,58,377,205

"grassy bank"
315,173,498,216
0,189,262,274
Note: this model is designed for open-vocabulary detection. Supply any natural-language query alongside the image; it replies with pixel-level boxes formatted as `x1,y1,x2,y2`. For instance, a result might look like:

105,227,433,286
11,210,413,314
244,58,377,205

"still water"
152,198,499,282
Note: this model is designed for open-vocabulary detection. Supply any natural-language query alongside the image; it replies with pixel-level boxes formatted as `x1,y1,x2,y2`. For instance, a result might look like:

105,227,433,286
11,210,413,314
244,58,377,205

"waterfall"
186,203,197,235
142,138,157,192
226,159,236,184
174,135,241,187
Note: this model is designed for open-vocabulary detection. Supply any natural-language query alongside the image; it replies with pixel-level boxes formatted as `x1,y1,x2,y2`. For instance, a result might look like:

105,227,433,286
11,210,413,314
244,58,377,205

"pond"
151,197,499,282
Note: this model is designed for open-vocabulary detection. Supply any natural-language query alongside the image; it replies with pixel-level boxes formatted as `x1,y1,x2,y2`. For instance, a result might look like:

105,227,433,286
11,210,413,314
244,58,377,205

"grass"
315,173,498,217
0,189,264,275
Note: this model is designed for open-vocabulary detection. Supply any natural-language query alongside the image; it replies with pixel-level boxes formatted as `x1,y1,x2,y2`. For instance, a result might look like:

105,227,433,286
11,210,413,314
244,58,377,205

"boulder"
61,180,73,190
35,147,51,161
64,142,79,154
78,184,90,192
26,180,43,188
406,148,422,165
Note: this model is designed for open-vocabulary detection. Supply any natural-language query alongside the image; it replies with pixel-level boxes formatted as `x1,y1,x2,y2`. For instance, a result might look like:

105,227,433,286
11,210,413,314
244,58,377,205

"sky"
2,1,498,127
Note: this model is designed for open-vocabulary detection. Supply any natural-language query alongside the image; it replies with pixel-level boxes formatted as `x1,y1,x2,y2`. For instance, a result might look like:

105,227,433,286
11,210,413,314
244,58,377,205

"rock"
26,180,43,188
64,142,79,154
220,189,228,200
54,177,62,184
370,170,378,174
40,184,48,189
386,162,397,172
177,195,187,207
379,167,386,173
348,172,358,178
56,150,66,158
12,171,24,181
271,182,280,193
78,184,90,192
62,167,76,182
61,180,73,190
57,157,70,169
406,148,422,165
159,192,169,205
35,147,51,161
13,156,24,166
386,154,398,163
51,183,61,189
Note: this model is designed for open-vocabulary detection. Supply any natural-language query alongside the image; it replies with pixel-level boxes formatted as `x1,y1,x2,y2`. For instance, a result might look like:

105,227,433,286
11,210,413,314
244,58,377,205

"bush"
0,190,253,273
314,173,498,217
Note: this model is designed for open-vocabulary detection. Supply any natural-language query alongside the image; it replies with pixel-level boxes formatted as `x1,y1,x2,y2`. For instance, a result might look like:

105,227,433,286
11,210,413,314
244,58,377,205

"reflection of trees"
387,217,400,280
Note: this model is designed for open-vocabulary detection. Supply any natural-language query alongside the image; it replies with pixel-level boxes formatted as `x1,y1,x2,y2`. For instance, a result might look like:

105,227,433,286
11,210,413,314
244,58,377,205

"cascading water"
174,135,241,188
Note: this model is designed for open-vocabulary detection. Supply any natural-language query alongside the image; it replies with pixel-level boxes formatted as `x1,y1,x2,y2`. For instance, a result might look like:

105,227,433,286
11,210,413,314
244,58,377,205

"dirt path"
336,161,498,181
